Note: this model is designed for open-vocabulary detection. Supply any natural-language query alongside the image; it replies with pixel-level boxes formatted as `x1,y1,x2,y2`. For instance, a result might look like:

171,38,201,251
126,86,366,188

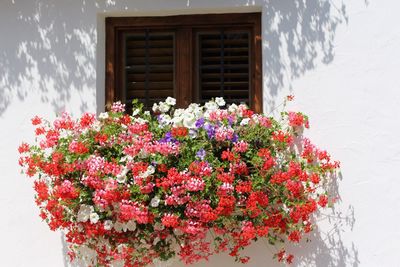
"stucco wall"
0,0,399,266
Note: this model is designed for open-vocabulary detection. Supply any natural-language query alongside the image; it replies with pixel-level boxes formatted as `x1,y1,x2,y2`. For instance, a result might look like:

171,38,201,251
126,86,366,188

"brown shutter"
123,31,175,110
197,30,250,106
106,13,262,112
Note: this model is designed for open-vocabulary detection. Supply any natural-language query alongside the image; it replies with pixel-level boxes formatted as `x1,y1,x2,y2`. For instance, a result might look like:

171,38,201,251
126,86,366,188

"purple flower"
231,133,239,142
203,124,215,138
195,118,205,128
196,149,206,160
159,131,175,143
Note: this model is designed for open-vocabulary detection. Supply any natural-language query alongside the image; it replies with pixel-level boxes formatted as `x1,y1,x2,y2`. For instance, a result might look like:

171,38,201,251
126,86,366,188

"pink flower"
186,177,205,192
111,101,125,112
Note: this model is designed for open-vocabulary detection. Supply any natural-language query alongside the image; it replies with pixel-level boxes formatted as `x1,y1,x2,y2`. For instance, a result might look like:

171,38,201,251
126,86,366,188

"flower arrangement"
19,96,339,267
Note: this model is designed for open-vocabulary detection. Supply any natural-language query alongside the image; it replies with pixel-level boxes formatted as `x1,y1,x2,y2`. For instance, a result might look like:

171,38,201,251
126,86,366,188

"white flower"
134,117,148,124
188,103,200,110
92,121,102,131
174,109,185,117
182,113,196,129
171,116,183,127
159,102,170,113
116,167,129,183
104,220,113,230
150,196,161,207
126,220,137,231
240,118,250,126
89,212,100,224
144,111,150,116
152,103,159,112
205,101,218,111
165,97,176,106
132,108,140,116
77,205,94,222
228,103,238,113
99,112,109,120
147,165,155,175
189,129,198,138
159,114,172,126
215,97,226,106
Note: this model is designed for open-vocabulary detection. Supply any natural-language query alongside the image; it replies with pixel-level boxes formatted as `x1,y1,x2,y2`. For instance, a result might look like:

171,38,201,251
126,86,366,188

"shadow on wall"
287,171,359,267
261,0,348,110
0,0,107,116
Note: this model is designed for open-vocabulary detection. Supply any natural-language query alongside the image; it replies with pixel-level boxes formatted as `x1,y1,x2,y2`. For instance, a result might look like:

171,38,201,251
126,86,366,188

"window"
105,13,262,112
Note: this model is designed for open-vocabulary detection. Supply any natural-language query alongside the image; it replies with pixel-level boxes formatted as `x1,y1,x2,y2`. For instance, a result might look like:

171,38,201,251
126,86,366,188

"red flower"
286,254,294,264
318,195,328,207
288,230,301,243
18,143,30,153
171,127,188,137
221,150,236,161
31,116,42,125
161,213,180,228
34,180,49,203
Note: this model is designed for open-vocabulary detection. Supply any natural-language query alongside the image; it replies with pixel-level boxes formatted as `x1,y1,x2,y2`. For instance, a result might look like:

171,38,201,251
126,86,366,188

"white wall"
0,0,399,266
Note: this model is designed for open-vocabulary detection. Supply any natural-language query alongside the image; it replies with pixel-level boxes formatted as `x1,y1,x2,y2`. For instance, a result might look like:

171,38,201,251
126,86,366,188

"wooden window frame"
105,13,262,113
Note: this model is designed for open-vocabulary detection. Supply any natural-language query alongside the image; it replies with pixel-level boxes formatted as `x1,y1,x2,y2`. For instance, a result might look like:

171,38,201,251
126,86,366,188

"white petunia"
159,114,172,126
132,108,140,116
104,220,113,230
116,167,129,183
147,165,155,175
205,101,218,111
182,113,196,129
92,121,101,131
215,97,226,106
228,103,238,113
134,117,148,124
152,103,159,112
77,205,94,222
240,118,250,126
150,196,161,207
171,116,183,127
165,97,176,106
99,112,109,120
89,212,100,224
159,102,170,113
174,108,185,117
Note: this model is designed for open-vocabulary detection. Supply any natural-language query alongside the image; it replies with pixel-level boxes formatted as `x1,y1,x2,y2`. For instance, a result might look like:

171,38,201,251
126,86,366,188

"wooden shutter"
106,13,262,112
197,30,250,105
123,31,175,110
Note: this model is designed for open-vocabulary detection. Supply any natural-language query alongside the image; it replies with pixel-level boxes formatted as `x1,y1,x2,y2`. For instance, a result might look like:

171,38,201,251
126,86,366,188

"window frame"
105,12,262,112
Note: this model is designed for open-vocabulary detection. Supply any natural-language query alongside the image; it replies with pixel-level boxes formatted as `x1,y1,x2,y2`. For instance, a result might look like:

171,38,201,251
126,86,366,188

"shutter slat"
126,48,173,57
126,56,173,65
127,73,173,82
127,81,173,90
201,82,249,87
127,89,174,99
